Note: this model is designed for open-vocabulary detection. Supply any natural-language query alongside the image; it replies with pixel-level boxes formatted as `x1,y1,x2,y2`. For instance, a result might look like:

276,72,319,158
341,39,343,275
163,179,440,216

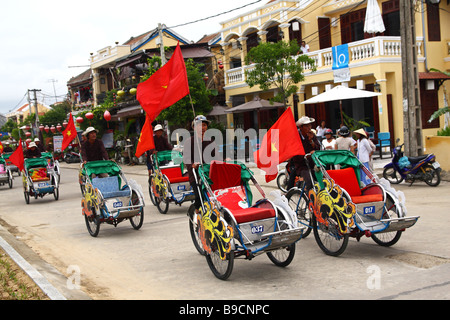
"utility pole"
49,79,58,103
400,0,423,156
158,23,167,66
28,89,41,137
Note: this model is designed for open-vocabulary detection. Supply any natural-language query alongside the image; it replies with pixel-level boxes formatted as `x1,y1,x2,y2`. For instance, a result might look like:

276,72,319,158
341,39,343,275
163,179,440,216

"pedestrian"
315,120,327,141
300,40,309,53
25,142,42,159
335,126,356,154
354,128,373,185
321,129,336,150
81,127,109,163
286,116,320,191
183,115,216,213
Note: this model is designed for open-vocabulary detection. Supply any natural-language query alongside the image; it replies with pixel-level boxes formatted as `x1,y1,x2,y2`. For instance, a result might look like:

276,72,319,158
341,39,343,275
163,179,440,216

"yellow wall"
219,0,450,154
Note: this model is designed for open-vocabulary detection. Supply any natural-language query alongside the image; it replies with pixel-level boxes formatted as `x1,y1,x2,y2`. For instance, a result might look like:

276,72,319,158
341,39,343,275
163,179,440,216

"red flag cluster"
253,108,304,182
135,43,190,157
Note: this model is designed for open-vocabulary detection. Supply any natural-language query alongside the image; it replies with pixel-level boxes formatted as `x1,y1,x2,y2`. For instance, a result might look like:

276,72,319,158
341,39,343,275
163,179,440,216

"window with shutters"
427,2,441,42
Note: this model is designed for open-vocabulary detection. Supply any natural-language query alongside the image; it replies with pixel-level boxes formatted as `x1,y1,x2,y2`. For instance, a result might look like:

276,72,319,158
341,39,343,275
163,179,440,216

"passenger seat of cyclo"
326,167,384,204
208,161,275,224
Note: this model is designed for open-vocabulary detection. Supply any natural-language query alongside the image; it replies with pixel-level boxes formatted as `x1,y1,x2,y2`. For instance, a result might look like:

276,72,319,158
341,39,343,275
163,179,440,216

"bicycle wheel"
266,243,296,267
276,172,288,193
154,176,170,214
188,204,205,255
371,195,402,247
85,207,100,237
286,188,312,238
205,237,234,280
148,176,157,205
312,214,348,256
130,191,144,230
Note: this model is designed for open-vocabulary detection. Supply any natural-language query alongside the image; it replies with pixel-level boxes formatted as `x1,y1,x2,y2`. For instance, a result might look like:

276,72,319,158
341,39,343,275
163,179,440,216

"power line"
168,0,264,29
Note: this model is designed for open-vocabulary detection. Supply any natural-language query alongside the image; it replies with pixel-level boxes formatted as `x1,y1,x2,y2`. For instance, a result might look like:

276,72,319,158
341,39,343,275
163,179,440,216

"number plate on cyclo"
363,206,375,215
251,225,264,234
113,201,123,208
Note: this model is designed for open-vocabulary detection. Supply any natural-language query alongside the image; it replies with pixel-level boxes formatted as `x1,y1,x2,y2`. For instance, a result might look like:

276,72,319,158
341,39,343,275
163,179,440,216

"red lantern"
25,125,31,131
85,112,94,120
57,123,62,132
103,110,111,121
63,120,68,128
39,125,44,131
76,117,84,124
25,131,32,137
44,125,50,133
50,125,56,133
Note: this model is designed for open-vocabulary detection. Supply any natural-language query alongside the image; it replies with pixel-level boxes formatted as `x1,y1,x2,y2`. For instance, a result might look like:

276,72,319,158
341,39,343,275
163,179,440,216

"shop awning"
225,98,284,114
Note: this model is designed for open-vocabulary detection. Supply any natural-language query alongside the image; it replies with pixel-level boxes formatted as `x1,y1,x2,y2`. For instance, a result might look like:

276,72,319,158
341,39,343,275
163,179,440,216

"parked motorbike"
64,151,81,163
383,139,441,186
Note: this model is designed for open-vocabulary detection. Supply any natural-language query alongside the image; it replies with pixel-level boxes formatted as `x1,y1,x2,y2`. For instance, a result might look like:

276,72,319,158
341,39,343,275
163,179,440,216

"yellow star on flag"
271,142,278,153
67,130,72,136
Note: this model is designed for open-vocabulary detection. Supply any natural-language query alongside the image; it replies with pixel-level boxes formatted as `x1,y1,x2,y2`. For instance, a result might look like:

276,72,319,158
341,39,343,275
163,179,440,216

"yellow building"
218,0,450,151
88,24,190,107
5,102,52,124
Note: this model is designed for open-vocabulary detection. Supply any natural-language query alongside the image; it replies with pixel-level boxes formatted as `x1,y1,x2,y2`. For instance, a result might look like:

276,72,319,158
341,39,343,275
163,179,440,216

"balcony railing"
225,36,424,86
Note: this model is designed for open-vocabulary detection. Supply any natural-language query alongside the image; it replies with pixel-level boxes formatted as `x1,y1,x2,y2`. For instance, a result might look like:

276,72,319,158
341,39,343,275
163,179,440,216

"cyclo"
80,160,145,237
288,150,419,256
149,150,195,214
189,160,306,280
22,157,59,204
0,157,13,189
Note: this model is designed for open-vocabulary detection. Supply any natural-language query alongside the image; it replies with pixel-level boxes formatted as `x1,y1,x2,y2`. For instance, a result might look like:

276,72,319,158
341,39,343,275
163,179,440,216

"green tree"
245,40,316,105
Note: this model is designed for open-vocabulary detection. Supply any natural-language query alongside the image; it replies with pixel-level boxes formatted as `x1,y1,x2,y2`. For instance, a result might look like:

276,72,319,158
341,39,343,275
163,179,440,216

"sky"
0,0,266,116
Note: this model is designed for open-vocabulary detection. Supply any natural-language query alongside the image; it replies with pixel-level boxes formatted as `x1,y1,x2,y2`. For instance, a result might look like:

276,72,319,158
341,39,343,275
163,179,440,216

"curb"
0,234,66,300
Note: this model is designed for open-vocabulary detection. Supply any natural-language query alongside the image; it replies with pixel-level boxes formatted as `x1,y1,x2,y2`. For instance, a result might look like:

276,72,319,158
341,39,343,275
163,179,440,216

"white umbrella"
301,85,381,123
364,0,385,34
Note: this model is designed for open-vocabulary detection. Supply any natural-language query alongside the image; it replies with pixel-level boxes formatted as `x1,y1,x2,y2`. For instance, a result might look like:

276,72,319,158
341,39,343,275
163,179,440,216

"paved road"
0,161,449,300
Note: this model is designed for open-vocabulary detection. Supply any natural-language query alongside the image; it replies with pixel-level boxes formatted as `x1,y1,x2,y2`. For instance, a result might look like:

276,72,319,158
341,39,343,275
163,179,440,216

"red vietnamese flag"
137,42,189,121
9,139,25,172
253,108,304,182
135,115,155,158
0,141,3,153
61,113,77,151
135,42,189,157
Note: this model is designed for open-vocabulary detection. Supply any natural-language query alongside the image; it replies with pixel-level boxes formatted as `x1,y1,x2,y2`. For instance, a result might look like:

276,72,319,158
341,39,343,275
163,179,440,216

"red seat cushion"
212,186,275,224
327,167,361,197
161,167,189,183
209,161,242,191
351,194,384,204
231,207,276,224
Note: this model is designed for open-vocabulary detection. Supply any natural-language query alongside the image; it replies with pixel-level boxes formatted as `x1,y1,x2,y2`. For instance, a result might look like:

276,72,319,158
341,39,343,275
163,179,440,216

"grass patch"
0,248,49,300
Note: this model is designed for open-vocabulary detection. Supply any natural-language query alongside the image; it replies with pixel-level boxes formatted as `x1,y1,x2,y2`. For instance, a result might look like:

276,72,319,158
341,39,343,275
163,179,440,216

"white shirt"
322,138,336,150
300,44,309,53
316,126,327,137
357,138,372,163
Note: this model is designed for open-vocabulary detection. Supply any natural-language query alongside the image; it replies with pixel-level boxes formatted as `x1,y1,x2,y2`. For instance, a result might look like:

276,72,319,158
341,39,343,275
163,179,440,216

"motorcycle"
383,139,441,186
64,151,81,163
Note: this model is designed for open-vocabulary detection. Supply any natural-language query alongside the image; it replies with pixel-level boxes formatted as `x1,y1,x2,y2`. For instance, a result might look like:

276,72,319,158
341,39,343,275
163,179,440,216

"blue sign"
332,44,349,70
